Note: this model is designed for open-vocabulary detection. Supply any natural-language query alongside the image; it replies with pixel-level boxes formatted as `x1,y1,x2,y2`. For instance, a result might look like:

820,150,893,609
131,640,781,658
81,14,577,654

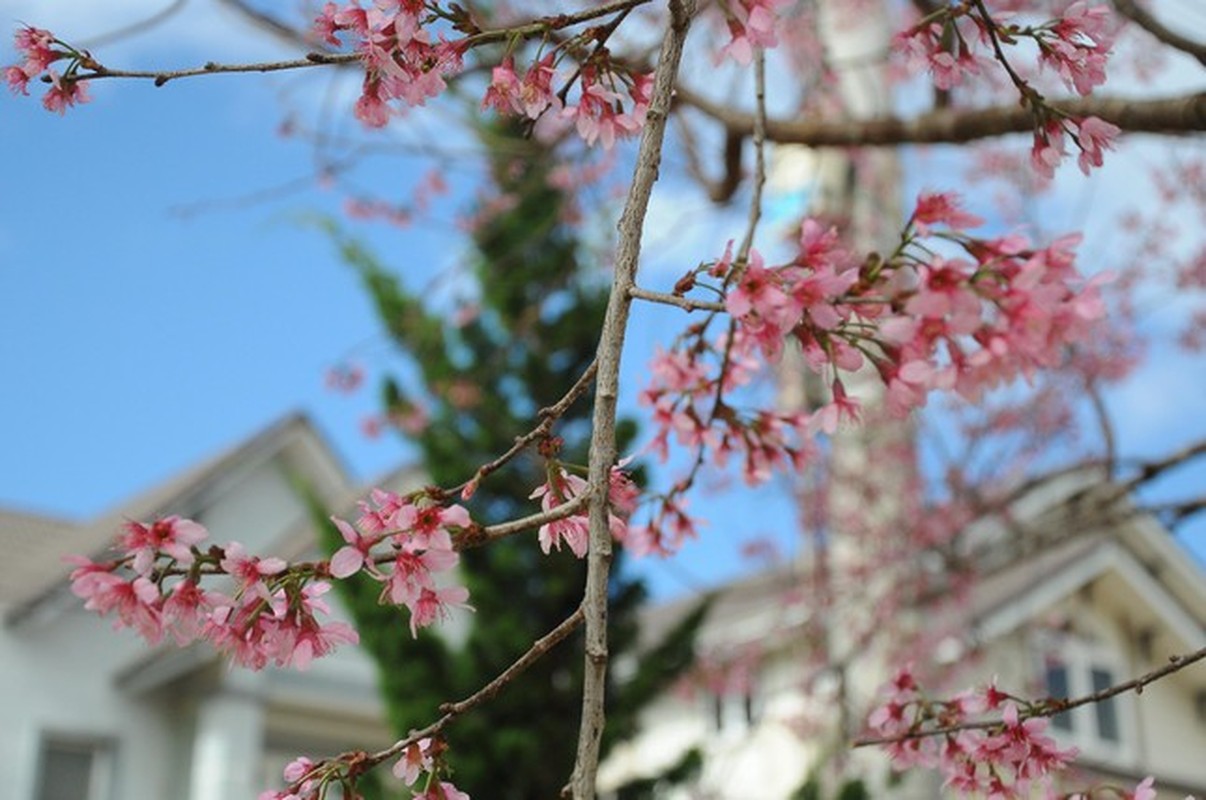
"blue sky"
2,1,1204,599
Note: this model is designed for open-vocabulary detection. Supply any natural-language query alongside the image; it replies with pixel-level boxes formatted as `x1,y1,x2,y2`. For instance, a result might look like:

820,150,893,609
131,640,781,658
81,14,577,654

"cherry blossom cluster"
635,325,810,554
634,195,1106,552
482,52,653,149
867,668,1177,799
734,194,1105,414
313,1,466,127
68,488,476,667
69,517,358,670
868,668,1075,796
329,488,472,636
711,0,791,65
896,2,1115,97
895,1,1121,178
261,737,469,800
5,26,91,112
314,2,654,147
1031,115,1121,178
529,462,639,557
1034,1,1117,97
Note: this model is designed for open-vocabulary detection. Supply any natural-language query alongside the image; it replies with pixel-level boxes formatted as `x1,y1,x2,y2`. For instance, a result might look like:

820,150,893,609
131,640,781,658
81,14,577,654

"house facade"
597,478,1206,800
0,414,418,800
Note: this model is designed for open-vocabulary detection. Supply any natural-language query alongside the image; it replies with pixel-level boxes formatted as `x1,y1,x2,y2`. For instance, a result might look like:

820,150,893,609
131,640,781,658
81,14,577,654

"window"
710,688,758,735
1040,642,1129,758
35,738,113,800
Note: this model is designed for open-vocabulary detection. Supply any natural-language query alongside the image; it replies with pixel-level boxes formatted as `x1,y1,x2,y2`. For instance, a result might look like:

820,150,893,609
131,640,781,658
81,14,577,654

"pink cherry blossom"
5,65,31,95
715,0,789,65
1073,116,1120,175
408,585,472,636
220,542,287,599
482,57,522,115
41,72,90,115
911,192,984,236
329,516,381,579
392,738,435,785
420,782,470,800
531,470,592,556
119,515,208,575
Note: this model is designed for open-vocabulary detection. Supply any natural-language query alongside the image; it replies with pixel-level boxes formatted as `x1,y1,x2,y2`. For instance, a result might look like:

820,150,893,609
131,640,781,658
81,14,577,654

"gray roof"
0,412,358,620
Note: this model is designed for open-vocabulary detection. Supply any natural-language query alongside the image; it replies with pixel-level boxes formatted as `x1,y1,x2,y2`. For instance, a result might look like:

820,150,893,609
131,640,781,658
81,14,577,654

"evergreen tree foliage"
317,122,705,798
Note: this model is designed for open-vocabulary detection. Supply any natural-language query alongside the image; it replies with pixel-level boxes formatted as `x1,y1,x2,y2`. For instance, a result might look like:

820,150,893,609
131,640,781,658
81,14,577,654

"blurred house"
0,413,418,800
597,477,1206,799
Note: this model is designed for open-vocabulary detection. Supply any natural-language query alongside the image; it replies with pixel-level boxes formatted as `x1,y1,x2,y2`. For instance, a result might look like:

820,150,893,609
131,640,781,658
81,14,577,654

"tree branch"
1112,0,1206,67
450,359,598,497
677,86,1206,146
853,644,1206,747
567,1,695,796
72,0,656,86
354,607,585,772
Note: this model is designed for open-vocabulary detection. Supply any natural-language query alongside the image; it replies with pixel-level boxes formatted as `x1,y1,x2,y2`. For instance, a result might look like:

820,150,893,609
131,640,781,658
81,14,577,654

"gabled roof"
639,475,1206,666
1,412,357,623
961,477,1206,648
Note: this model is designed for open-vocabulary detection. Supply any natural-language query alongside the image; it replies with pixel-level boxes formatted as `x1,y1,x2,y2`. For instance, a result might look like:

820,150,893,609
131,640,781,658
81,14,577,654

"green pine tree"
317,122,705,798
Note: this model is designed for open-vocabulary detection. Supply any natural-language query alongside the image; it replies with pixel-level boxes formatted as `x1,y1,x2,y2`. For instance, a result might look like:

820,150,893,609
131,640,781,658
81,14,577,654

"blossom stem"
853,644,1206,747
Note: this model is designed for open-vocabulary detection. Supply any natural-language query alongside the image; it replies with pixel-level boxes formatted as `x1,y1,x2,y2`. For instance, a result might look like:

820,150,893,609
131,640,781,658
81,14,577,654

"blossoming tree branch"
9,0,1206,798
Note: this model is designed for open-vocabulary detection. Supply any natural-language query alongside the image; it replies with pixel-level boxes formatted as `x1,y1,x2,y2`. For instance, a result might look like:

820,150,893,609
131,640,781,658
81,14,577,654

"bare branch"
450,359,598,497
568,1,695,796
677,86,1206,146
353,607,585,772
1113,0,1206,67
853,644,1206,747
71,0,656,87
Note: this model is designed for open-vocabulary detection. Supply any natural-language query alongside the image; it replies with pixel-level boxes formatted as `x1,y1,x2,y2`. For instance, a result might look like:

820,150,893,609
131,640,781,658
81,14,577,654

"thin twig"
853,645,1206,747
629,286,726,312
971,0,1032,98
352,607,585,772
1083,376,1116,480
737,47,768,260
462,494,590,549
450,359,598,496
72,0,654,86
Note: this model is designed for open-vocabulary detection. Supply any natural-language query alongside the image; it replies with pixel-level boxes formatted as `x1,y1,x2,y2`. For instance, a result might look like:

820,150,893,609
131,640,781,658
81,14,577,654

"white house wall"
196,459,305,553
1,609,178,800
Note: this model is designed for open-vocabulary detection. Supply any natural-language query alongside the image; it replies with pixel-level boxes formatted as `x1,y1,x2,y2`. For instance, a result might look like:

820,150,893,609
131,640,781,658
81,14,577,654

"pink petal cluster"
259,743,471,800
1072,116,1121,176
868,669,1079,797
895,19,989,90
560,67,651,150
1030,114,1118,182
643,201,1107,520
482,53,559,120
6,26,91,113
313,1,465,128
330,488,472,636
1038,1,1116,96
529,464,637,557
69,522,358,670
714,0,790,65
